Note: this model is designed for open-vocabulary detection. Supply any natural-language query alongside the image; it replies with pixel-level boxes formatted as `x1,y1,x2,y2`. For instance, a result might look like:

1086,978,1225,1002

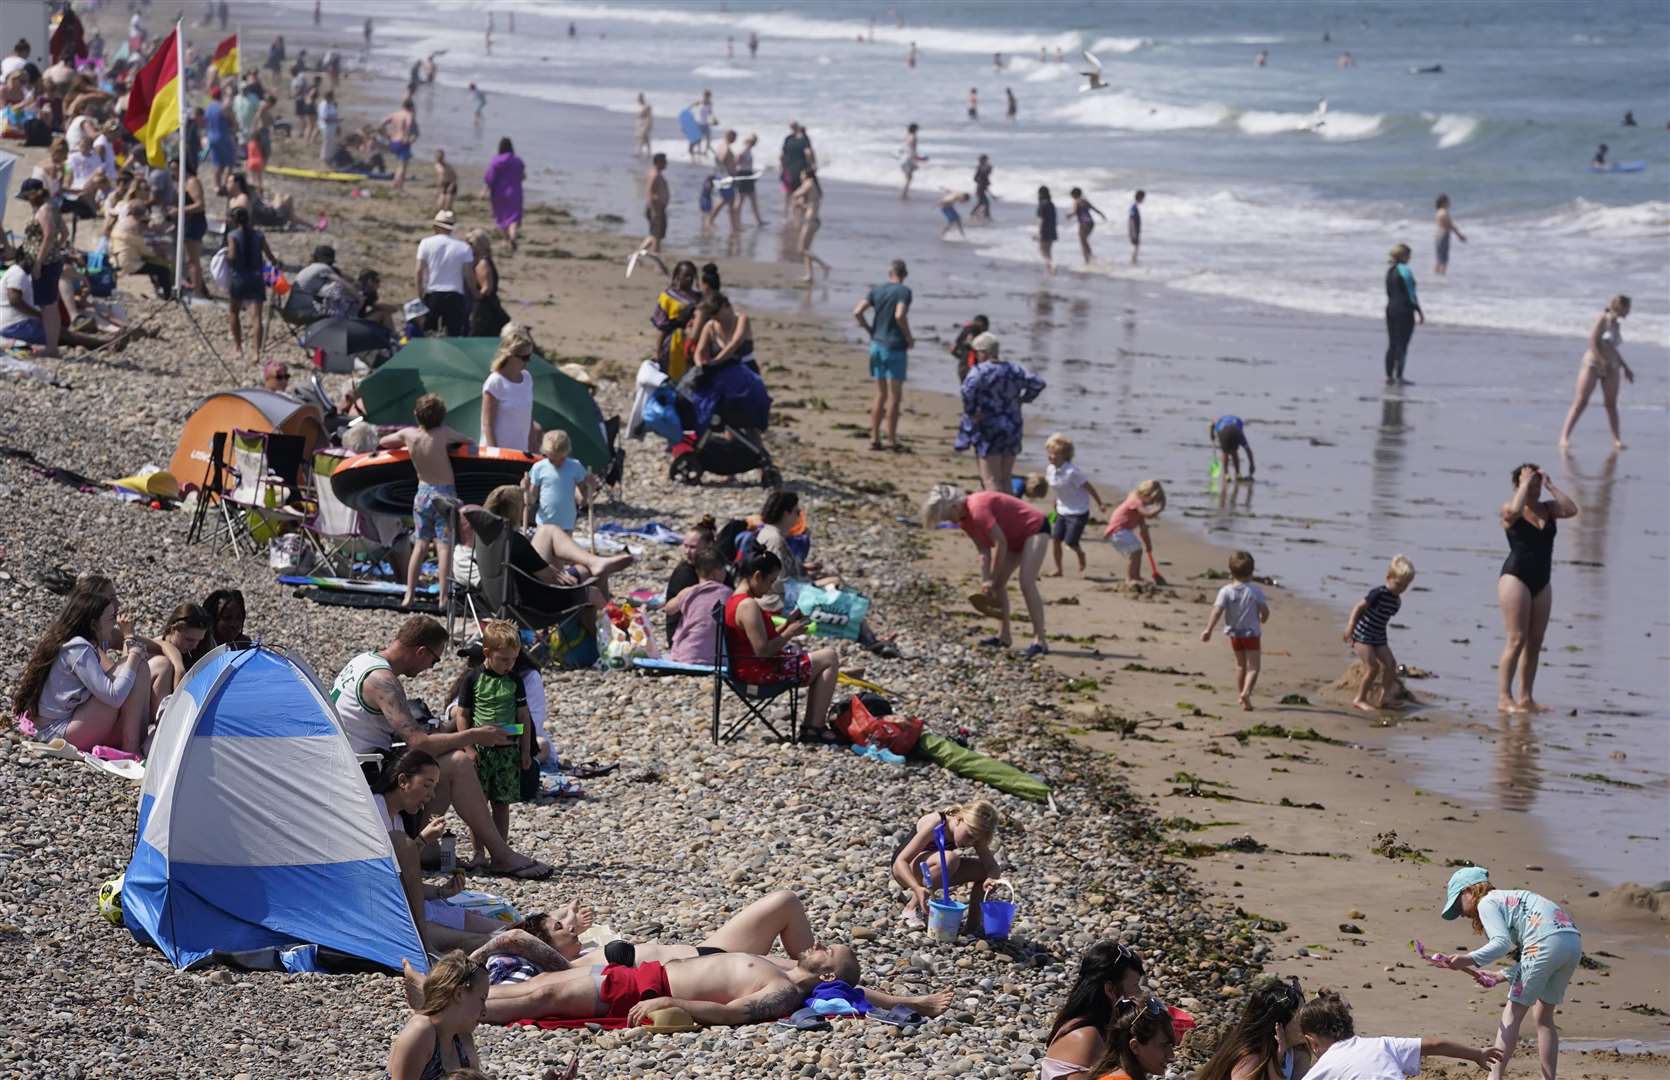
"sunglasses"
416,642,442,665
1115,996,1170,1021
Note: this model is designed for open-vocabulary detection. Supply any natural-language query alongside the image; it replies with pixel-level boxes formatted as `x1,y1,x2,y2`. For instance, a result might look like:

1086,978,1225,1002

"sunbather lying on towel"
428,890,950,1026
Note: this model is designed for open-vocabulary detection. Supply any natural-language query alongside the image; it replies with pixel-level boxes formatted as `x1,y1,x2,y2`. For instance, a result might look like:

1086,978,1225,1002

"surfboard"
678,107,705,146
713,172,763,189
1590,162,1645,173
267,165,393,182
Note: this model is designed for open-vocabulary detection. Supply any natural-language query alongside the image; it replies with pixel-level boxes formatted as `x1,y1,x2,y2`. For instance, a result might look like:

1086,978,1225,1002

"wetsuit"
1501,514,1557,597
1384,262,1421,381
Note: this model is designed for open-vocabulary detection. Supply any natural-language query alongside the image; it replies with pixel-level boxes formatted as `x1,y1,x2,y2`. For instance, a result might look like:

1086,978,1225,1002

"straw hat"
432,209,456,231
643,1006,700,1033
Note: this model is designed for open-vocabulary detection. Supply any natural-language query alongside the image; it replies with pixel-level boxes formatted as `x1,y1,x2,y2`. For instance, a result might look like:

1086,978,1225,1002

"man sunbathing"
433,890,951,1026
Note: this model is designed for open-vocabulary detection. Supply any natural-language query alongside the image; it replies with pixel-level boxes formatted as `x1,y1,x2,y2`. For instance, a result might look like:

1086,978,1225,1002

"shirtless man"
381,97,419,191
706,129,740,230
453,891,951,1025
635,152,670,270
434,149,457,211
1433,193,1466,275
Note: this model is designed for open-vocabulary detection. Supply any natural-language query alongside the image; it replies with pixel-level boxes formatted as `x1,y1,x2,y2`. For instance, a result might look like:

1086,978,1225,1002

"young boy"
937,191,971,238
524,429,594,532
1343,554,1416,713
1044,433,1106,576
380,393,470,610
1210,414,1256,481
451,620,533,862
1200,550,1270,710
1296,990,1500,1080
433,149,457,211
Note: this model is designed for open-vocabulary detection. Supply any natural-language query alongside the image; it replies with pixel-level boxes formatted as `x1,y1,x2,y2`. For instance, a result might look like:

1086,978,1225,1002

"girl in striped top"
1344,555,1415,712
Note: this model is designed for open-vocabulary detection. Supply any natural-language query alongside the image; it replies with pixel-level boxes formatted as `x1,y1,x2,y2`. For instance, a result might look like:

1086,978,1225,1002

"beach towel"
597,521,684,546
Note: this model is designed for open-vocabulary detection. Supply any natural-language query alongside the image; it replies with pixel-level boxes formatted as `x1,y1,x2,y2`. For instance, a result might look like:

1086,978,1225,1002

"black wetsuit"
1501,514,1557,596
1384,263,1421,381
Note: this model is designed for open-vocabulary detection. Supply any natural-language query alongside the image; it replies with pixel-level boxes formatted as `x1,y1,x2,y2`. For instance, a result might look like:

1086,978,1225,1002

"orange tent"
169,390,325,491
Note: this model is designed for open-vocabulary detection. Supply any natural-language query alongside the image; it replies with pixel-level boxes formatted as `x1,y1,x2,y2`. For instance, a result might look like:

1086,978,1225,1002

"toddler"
1103,479,1166,584
1044,433,1106,576
449,620,533,863
1343,555,1415,712
1296,990,1499,1080
1200,550,1270,709
525,429,594,532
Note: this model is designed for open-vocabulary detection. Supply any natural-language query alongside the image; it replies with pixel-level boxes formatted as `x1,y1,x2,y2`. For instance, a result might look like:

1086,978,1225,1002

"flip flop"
490,860,554,881
25,738,81,760
86,756,145,781
563,761,620,780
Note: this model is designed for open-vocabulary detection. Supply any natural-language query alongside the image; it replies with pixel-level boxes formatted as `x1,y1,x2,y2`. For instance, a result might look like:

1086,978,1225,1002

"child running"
1343,555,1415,713
938,191,971,238
1200,550,1270,710
525,429,594,532
1044,433,1105,576
1103,479,1165,585
380,393,471,611
1209,415,1255,481
889,800,999,935
450,620,534,865
1295,989,1501,1080
1433,866,1582,1080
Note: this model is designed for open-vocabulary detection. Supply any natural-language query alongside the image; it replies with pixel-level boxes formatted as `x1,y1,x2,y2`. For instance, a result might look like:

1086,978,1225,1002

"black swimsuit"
1501,514,1557,596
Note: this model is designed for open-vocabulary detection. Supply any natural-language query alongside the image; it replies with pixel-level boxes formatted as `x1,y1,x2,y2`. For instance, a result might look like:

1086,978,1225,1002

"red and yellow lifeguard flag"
211,33,239,79
122,27,181,165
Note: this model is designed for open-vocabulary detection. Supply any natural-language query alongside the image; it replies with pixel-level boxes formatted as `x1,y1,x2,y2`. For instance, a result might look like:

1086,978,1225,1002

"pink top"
1103,492,1146,536
959,491,1046,554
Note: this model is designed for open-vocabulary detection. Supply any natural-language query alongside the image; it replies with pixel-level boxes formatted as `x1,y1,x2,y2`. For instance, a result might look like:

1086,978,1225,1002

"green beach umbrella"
356,338,609,469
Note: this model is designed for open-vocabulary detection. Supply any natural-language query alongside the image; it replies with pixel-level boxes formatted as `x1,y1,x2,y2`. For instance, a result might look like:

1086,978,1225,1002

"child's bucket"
926,898,966,943
980,879,1017,940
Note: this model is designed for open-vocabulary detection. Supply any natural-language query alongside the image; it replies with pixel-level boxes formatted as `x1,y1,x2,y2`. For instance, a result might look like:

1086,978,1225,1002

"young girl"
1436,867,1581,1080
1103,479,1165,585
1193,975,1308,1080
889,800,999,934
1036,186,1058,274
1041,941,1147,1080
388,951,488,1080
1045,433,1106,576
525,429,593,532
12,586,152,753
1296,989,1499,1080
1090,995,1176,1080
1343,554,1415,713
146,602,211,717
450,620,533,865
1069,187,1107,265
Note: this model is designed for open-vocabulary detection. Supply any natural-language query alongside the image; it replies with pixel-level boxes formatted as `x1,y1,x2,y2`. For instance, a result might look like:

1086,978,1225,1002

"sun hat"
1442,865,1490,920
432,209,456,230
970,331,1000,357
643,1006,700,1033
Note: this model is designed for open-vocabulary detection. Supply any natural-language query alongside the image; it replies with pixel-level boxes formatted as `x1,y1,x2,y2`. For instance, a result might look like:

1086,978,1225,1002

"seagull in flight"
1079,50,1111,92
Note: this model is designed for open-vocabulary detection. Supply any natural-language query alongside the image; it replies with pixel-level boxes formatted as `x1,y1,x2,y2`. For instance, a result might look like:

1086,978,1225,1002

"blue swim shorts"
941,206,960,224
390,139,412,162
868,342,907,381
413,482,458,542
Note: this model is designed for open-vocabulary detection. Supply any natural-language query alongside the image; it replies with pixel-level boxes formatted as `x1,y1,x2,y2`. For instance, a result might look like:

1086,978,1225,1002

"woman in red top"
1091,996,1177,1080
723,550,841,739
922,484,1049,657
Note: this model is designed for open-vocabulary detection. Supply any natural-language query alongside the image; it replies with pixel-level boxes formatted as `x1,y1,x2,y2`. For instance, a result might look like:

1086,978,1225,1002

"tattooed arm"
626,981,805,1028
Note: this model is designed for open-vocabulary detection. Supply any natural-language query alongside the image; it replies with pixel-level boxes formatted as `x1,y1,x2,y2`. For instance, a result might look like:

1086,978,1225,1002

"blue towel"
807,980,871,1015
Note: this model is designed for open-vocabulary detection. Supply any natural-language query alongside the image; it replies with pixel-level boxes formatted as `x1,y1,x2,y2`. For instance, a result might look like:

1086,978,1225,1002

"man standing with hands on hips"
853,259,914,453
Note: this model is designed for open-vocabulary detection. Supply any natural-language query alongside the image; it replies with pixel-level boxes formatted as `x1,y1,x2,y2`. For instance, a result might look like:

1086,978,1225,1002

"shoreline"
0,7,1661,1077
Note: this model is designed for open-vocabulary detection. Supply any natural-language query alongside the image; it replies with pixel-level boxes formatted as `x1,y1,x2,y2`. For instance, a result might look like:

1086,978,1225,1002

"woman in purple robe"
482,137,526,253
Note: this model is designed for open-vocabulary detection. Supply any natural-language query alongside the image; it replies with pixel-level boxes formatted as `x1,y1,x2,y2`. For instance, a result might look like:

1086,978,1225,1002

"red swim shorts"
599,961,670,1018
1230,635,1261,653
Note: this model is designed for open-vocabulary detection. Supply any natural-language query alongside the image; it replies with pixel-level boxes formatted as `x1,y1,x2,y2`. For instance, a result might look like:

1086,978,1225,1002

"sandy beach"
0,4,1664,1078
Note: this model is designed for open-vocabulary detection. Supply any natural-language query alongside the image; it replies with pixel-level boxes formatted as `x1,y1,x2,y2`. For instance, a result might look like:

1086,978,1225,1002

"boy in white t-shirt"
1044,433,1106,576
1298,990,1500,1080
1199,549,1270,710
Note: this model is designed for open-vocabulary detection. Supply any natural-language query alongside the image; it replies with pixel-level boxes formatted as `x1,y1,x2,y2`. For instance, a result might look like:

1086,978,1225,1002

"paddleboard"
1590,162,1645,173
678,107,705,145
268,165,393,182
713,172,764,189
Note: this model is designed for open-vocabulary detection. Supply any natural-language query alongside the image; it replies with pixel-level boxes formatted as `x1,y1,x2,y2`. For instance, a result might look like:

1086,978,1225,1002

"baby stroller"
639,359,780,488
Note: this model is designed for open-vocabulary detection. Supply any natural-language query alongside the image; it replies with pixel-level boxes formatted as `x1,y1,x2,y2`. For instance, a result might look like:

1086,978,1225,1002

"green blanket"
916,733,1052,804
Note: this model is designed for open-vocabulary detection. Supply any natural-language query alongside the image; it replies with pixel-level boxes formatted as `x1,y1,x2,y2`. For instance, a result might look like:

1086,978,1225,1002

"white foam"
1531,198,1670,240
692,64,756,80
1054,92,1230,132
1088,37,1152,55
1431,113,1479,149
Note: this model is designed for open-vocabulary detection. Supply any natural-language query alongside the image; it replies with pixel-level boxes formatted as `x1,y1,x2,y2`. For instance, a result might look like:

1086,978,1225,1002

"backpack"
714,518,750,565
833,694,921,756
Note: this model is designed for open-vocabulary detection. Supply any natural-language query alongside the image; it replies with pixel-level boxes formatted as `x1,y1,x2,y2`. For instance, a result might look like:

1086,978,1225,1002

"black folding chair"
710,599,800,745
451,508,592,649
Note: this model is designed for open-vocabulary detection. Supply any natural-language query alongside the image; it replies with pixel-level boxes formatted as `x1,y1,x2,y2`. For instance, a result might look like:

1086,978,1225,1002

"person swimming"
1592,143,1609,168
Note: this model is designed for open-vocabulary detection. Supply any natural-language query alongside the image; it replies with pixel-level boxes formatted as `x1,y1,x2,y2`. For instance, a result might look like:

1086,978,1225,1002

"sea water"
321,0,1669,883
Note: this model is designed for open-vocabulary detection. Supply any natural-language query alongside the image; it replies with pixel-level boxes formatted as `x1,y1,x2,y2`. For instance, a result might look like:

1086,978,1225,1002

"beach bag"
549,609,600,671
209,245,232,291
841,696,923,756
641,382,684,443
267,533,316,575
792,583,870,640
85,244,115,297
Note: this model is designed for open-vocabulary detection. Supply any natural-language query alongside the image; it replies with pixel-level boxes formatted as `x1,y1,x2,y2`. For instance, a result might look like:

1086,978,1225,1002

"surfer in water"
967,88,979,121
1591,143,1608,168
634,93,653,157
1433,194,1466,275
900,123,926,200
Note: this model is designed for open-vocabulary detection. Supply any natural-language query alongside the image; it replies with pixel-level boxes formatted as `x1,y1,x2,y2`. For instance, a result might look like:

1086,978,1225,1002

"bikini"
1501,513,1556,596
412,1031,471,1080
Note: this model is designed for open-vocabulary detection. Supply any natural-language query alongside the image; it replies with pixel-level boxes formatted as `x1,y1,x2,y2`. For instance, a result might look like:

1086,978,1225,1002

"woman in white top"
11,586,152,753
1558,294,1633,450
480,322,539,452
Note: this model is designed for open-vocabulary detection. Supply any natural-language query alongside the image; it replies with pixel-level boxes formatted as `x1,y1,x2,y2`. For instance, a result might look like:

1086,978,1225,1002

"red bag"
840,696,923,756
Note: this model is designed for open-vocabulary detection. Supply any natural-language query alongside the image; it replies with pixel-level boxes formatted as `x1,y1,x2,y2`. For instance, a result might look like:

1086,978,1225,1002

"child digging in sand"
1103,479,1165,585
1200,550,1270,710
890,800,999,934
1343,555,1415,712
1209,414,1255,481
1295,989,1501,1080
381,393,471,610
450,620,534,866
1045,433,1106,576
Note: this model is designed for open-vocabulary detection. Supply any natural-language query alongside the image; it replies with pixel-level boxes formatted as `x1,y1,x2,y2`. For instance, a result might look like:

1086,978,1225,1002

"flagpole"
174,21,186,297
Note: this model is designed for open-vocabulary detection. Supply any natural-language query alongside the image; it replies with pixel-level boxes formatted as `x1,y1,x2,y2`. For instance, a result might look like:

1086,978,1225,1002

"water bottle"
437,833,457,876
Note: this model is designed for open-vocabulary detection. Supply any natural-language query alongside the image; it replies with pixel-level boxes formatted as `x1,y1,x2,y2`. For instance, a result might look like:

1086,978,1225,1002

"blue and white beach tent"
123,644,427,973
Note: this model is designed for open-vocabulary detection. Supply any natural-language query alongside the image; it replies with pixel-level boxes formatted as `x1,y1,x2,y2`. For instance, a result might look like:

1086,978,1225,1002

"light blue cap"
1442,865,1490,920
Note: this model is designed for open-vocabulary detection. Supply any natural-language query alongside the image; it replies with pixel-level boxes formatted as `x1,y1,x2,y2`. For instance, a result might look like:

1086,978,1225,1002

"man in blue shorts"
852,259,914,452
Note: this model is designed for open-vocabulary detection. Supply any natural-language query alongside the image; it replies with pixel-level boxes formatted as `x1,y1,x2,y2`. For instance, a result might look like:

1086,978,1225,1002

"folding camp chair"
451,508,593,648
303,449,404,574
711,600,800,745
214,429,309,557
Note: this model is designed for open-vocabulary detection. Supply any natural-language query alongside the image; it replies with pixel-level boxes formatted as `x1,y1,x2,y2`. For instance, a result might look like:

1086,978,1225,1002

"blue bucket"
979,879,1017,940
926,898,966,943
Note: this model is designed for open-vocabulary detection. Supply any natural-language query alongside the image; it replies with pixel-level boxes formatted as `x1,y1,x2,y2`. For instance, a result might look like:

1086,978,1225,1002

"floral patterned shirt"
1468,889,1579,968
954,360,1045,458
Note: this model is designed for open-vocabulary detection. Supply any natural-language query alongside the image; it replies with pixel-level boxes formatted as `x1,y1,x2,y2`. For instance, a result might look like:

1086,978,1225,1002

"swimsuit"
409,1031,471,1080
1501,514,1556,596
